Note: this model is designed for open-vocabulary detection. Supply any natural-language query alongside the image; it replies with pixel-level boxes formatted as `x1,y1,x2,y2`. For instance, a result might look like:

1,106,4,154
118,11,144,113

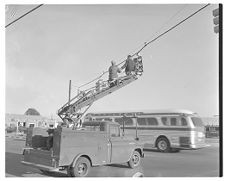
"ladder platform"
57,55,143,125
58,75,137,116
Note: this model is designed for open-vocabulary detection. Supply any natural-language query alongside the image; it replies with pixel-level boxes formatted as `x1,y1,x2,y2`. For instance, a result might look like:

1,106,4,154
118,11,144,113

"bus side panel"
123,126,194,149
166,129,192,148
121,127,156,146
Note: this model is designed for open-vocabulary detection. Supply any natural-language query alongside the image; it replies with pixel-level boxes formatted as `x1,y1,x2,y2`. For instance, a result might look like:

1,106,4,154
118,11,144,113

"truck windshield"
191,117,204,127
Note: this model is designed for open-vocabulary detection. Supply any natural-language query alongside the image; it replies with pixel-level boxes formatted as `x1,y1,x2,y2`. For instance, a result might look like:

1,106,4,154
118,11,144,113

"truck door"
109,124,133,163
96,133,111,165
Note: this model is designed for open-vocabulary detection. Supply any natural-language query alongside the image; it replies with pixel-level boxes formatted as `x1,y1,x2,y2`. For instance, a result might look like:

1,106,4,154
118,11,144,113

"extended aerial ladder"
57,54,143,126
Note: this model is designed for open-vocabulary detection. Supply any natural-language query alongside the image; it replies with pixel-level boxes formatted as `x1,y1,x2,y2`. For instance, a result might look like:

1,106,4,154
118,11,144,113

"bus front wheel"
156,137,171,152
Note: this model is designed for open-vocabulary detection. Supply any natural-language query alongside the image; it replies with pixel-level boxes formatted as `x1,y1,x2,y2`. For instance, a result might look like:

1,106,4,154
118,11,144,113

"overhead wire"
101,5,189,69
120,5,189,62
5,4,44,28
77,3,210,89
132,3,210,56
137,4,189,52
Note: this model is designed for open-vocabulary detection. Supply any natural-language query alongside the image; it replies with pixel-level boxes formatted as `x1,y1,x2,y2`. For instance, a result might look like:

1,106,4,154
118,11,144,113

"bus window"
110,125,120,137
95,118,104,121
124,117,133,125
170,118,177,126
146,118,158,125
114,118,123,125
181,117,187,126
161,117,168,125
115,117,133,126
191,117,204,127
137,118,146,125
29,123,35,128
104,118,112,122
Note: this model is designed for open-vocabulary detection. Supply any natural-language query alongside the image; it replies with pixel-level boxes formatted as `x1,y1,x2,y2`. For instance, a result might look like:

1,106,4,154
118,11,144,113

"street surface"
5,137,219,177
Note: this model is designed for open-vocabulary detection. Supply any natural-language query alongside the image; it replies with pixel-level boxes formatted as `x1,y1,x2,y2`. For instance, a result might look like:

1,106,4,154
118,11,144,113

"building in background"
201,116,219,138
5,113,62,133
201,117,219,126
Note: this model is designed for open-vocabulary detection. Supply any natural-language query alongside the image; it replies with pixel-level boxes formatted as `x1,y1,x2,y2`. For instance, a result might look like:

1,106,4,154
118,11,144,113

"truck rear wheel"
128,150,141,168
66,167,73,177
40,169,51,175
70,157,90,177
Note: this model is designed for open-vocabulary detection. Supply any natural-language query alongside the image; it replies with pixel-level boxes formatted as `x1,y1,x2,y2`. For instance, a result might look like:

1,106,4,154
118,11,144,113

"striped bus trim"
123,126,193,131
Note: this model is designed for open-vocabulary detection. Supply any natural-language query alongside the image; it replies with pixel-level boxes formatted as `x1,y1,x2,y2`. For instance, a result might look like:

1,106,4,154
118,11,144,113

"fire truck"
21,55,144,177
21,121,144,177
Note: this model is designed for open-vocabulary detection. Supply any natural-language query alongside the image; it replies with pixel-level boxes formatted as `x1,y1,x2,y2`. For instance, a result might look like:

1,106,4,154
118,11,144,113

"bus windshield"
191,117,204,127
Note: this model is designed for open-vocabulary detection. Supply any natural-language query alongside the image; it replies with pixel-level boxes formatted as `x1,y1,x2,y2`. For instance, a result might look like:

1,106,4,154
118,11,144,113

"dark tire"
170,148,180,153
70,157,90,177
40,169,51,175
128,150,141,168
156,137,171,152
66,166,73,177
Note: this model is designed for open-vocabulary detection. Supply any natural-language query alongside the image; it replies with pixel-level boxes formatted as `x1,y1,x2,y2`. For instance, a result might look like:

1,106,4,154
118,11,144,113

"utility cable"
76,3,210,89
138,4,189,52
132,3,210,56
5,4,44,28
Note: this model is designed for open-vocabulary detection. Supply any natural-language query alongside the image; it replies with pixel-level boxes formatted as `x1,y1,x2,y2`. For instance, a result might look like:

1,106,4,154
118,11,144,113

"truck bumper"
21,161,59,172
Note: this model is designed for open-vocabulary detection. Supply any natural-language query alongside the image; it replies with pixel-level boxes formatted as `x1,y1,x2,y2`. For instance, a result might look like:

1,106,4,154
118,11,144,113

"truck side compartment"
58,128,111,167
22,127,61,169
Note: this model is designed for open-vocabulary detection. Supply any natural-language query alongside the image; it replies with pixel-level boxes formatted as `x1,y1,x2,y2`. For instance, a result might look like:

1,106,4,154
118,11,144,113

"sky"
5,3,219,118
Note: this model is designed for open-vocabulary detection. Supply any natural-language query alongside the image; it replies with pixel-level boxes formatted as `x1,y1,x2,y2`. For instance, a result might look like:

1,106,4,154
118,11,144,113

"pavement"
5,137,220,177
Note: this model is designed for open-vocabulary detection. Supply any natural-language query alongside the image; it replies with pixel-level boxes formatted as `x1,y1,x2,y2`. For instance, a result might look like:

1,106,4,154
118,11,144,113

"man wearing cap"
108,60,121,86
121,55,136,75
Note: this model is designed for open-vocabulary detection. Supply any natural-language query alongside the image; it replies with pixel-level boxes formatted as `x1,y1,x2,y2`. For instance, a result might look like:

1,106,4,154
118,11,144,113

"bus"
84,109,207,152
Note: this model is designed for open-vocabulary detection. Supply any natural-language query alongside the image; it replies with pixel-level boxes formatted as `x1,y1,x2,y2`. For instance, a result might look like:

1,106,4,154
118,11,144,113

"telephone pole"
68,80,71,105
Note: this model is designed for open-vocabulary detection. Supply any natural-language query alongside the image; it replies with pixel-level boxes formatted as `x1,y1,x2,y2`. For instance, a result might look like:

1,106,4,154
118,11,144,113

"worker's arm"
117,67,121,73
121,60,127,69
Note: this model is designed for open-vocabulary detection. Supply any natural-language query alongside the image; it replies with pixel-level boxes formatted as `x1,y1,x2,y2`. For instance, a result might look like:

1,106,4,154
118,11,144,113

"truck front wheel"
70,157,90,177
128,150,141,168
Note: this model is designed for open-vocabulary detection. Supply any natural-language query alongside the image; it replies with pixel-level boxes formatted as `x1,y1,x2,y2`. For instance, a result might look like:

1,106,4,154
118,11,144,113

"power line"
139,4,189,51
133,3,210,56
78,3,210,89
5,4,44,28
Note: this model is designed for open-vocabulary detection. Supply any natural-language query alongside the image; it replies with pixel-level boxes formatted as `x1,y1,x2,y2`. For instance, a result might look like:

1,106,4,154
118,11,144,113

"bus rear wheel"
156,137,170,152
